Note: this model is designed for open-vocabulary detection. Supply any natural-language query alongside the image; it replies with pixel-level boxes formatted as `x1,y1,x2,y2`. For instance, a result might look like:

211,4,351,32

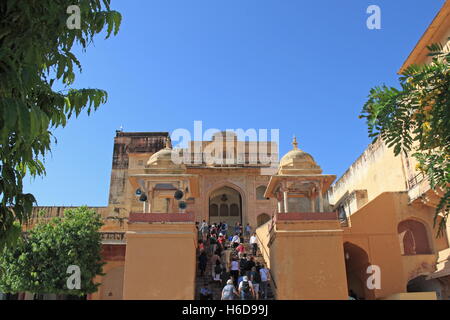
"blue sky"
24,0,446,206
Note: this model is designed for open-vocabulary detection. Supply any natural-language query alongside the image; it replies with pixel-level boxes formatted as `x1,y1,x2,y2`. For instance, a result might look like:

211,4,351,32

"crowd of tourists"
196,220,271,300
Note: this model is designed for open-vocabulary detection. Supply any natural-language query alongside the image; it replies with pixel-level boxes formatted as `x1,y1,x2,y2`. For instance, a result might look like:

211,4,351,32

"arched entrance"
257,213,271,227
398,219,432,255
344,242,376,300
209,186,242,227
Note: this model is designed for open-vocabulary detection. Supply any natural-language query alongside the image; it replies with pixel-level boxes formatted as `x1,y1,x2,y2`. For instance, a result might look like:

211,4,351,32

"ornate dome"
146,136,184,171
147,148,173,166
278,136,322,174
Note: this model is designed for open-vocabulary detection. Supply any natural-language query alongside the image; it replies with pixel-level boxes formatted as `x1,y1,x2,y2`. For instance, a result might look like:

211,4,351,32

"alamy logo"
366,5,381,30
67,5,81,30
170,121,280,175
66,265,81,290
366,265,381,290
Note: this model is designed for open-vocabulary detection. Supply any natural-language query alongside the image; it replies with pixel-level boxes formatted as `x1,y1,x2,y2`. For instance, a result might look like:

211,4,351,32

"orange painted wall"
268,220,348,300
122,222,197,300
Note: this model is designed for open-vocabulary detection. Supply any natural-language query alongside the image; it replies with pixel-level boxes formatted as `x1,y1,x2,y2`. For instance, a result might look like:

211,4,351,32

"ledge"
128,212,194,223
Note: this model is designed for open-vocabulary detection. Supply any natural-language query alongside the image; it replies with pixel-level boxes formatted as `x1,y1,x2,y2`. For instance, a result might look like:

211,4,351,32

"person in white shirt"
230,258,240,287
200,220,209,241
249,233,258,256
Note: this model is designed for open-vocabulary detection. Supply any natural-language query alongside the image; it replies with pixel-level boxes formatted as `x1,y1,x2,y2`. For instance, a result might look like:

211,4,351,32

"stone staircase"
195,238,275,300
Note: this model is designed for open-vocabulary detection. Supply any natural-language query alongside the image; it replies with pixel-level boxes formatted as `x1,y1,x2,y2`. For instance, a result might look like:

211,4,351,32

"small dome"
278,136,322,174
146,136,184,171
280,149,316,167
147,148,174,166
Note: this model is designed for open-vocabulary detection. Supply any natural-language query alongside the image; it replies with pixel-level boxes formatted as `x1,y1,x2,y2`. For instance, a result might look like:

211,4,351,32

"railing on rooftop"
408,172,427,190
128,212,195,223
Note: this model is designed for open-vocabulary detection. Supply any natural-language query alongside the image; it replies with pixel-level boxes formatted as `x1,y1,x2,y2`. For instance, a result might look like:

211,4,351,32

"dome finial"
292,135,298,150
165,135,172,149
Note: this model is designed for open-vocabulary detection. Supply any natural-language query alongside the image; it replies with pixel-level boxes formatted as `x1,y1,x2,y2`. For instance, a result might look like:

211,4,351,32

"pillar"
143,201,148,213
278,200,283,213
283,191,289,213
318,188,324,213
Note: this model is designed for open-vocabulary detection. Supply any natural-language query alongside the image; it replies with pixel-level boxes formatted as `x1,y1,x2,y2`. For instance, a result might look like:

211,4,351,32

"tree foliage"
0,1,121,247
0,206,104,296
361,40,450,236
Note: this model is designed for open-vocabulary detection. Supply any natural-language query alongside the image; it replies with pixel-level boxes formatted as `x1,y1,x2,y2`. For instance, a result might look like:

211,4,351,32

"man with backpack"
238,276,254,300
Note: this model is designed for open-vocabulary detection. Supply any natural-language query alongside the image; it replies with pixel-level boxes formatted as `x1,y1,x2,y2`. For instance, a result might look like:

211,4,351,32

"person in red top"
236,242,245,258
198,240,205,252
218,234,224,246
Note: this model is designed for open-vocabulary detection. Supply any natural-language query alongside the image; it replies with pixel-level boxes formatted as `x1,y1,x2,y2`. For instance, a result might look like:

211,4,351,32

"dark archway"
343,242,376,300
209,186,242,227
398,219,432,255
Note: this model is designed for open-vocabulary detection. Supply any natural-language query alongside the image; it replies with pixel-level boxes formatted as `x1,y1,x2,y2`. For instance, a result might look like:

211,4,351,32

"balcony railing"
128,212,195,223
408,172,427,190
100,232,125,243
276,212,338,221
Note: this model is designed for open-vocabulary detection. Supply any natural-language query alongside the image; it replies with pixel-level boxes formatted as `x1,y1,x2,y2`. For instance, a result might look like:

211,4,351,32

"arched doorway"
398,219,432,255
257,213,271,227
343,242,376,300
209,186,242,227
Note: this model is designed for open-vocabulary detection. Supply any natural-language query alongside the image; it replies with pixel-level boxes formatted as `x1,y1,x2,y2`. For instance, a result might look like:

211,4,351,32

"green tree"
0,1,121,247
361,40,450,236
0,206,104,297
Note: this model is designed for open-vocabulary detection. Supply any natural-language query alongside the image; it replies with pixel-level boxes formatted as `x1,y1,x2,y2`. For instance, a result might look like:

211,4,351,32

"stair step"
195,239,274,300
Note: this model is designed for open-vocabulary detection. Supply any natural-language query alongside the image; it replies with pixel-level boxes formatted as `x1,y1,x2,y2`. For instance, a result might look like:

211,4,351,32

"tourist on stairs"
213,261,222,284
200,220,209,242
221,222,228,238
199,283,213,300
250,233,258,256
244,223,252,241
221,279,238,300
198,251,207,277
230,258,240,287
259,264,270,300
236,242,245,259
238,276,254,300
231,233,240,249
250,266,261,300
